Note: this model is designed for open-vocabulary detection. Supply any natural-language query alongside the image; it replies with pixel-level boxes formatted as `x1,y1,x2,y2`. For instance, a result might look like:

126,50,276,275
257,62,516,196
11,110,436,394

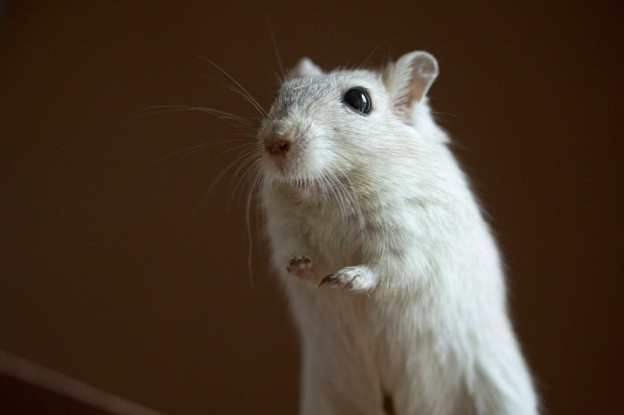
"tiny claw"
319,274,336,287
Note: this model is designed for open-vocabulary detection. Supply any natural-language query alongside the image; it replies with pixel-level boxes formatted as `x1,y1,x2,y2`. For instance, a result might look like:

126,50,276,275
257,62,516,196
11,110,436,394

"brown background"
1,2,622,414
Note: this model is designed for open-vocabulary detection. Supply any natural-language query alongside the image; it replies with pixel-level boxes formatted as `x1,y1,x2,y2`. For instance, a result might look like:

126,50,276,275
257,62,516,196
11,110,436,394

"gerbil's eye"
343,88,372,115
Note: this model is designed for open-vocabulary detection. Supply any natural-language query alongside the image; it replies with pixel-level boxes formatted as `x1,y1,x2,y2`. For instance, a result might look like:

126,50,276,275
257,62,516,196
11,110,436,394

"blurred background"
1,1,622,414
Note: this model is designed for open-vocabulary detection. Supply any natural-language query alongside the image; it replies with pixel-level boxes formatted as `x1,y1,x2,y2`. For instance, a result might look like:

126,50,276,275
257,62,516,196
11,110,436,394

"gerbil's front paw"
287,255,315,281
319,266,376,292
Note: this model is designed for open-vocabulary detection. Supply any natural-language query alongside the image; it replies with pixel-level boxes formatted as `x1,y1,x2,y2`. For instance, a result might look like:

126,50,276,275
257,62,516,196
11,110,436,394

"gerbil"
256,51,538,414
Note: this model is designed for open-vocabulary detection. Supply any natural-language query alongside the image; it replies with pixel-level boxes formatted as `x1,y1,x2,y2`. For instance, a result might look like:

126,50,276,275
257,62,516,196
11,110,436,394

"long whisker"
143,105,258,128
151,138,246,165
212,142,256,165
220,84,268,119
227,150,261,208
202,149,257,200
244,160,266,286
265,17,285,81
142,59,268,289
358,41,387,69
199,58,267,117
431,111,457,117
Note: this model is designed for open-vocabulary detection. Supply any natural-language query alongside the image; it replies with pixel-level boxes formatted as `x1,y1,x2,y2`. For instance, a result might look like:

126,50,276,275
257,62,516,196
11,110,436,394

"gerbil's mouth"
261,160,324,195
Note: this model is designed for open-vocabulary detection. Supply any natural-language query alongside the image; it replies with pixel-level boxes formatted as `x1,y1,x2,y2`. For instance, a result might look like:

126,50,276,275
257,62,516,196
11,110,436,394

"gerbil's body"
257,52,537,414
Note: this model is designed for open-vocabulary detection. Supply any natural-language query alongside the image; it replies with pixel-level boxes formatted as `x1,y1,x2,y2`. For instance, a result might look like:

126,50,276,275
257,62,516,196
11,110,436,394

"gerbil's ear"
287,57,323,79
383,51,438,113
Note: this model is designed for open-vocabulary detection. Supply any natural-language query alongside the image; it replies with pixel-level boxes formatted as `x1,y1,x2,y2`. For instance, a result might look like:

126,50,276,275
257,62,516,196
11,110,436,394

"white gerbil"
256,51,538,415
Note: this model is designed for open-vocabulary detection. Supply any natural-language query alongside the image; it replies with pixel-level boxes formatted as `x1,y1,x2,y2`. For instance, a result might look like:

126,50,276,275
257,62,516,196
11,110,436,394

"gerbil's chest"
297,211,362,264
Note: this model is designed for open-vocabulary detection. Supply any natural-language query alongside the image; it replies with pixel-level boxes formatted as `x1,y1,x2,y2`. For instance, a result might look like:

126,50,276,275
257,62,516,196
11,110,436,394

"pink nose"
265,135,291,156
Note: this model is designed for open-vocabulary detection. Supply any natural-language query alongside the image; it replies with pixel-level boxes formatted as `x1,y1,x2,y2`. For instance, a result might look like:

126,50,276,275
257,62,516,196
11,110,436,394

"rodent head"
257,51,442,205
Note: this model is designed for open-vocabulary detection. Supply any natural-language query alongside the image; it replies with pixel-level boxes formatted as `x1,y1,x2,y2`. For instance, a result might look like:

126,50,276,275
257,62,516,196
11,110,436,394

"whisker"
244,160,266,286
245,183,256,287
358,41,387,69
199,58,267,117
190,148,257,214
221,84,268,119
151,138,246,166
265,17,286,81
203,149,257,199
227,151,262,208
144,105,258,128
213,142,256,165
431,111,457,117
233,132,257,139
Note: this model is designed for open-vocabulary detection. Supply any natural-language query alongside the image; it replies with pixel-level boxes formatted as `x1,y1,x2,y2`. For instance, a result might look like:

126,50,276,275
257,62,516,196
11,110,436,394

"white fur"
256,52,538,414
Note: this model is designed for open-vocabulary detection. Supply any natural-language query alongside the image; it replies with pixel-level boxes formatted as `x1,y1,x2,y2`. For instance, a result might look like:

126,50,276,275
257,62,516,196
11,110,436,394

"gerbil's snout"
264,133,291,157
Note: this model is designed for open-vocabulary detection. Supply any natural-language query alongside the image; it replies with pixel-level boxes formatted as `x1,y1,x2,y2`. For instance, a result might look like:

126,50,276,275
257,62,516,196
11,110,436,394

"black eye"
343,87,372,114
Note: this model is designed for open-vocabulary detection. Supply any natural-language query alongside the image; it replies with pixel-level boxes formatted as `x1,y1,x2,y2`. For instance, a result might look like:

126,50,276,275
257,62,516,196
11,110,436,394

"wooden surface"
0,374,110,415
